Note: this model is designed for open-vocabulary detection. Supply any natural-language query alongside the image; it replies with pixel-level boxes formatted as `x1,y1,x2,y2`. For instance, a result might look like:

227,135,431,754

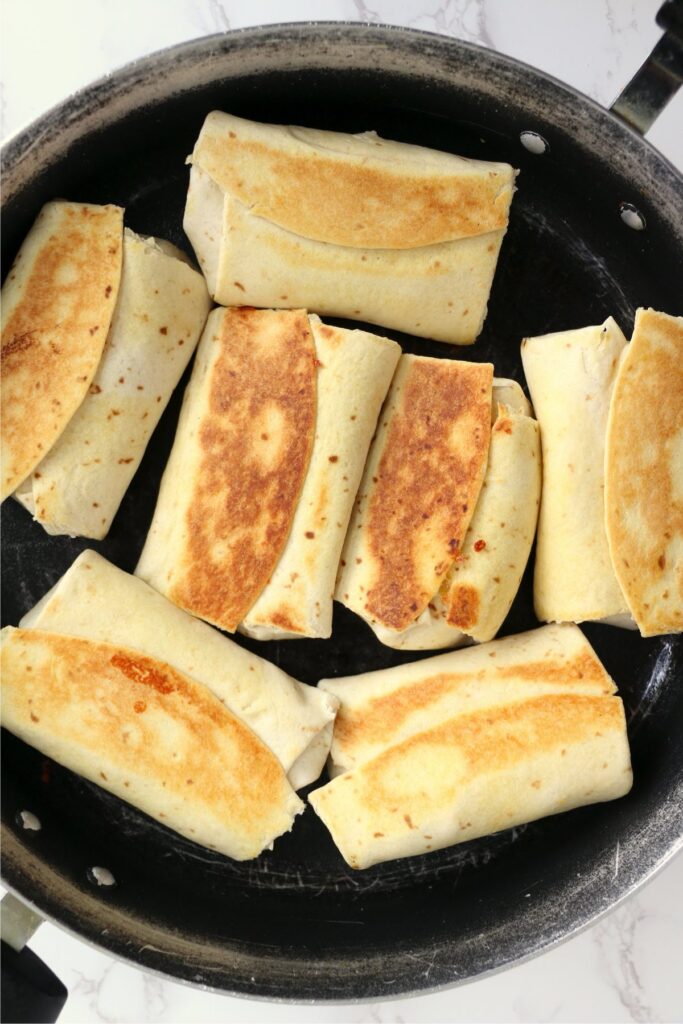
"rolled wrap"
311,624,632,869
521,318,635,627
137,307,401,641
336,354,493,634
1,201,123,500
373,379,541,650
13,230,211,538
1,627,303,860
184,111,516,345
240,316,401,639
20,551,338,789
605,308,683,636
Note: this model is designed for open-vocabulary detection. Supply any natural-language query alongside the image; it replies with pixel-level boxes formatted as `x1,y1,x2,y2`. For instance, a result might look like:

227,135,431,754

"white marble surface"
1,1,682,1022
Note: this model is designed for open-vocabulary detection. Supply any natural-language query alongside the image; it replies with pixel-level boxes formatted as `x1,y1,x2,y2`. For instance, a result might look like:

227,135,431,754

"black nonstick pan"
2,15,682,1016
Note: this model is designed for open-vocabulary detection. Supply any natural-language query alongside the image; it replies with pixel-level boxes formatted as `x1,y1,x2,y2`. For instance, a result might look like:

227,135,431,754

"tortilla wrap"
184,112,516,344
373,379,540,649
605,308,683,636
240,316,401,639
135,307,317,633
311,624,632,868
521,318,634,625
320,622,616,771
1,201,123,500
1,627,303,860
336,355,492,632
13,230,211,538
20,551,338,789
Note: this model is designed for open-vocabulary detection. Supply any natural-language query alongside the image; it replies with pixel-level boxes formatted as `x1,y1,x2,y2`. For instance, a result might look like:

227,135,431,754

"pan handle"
610,0,683,133
1,892,67,1024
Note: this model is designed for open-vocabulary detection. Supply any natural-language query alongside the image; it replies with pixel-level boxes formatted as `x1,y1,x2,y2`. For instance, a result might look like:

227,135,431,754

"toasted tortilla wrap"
1,201,123,500
605,308,683,636
20,551,338,789
136,307,317,633
373,380,540,650
521,318,634,626
240,316,401,640
184,112,516,344
1,628,303,860
311,624,632,868
310,691,631,870
13,230,211,538
336,355,493,633
320,622,617,772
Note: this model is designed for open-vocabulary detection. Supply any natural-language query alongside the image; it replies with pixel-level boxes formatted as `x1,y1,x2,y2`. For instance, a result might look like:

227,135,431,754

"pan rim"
2,20,681,183
3,828,682,1004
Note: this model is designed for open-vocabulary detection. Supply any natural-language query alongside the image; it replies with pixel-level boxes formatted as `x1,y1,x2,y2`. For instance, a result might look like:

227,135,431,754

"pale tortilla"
336,355,493,632
1,627,303,860
1,201,123,500
13,230,211,538
605,308,683,636
240,316,401,639
20,550,338,789
521,318,634,625
135,307,317,633
443,405,541,640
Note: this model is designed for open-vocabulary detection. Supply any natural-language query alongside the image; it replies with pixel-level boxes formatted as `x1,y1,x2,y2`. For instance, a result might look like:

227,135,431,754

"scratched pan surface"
1,24,682,1001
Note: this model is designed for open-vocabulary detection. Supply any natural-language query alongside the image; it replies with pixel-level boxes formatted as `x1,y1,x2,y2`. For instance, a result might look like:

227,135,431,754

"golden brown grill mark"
334,651,612,750
605,309,683,634
364,359,492,629
1,629,286,832
446,583,480,629
111,653,175,694
268,607,306,634
363,694,625,816
171,308,316,631
200,127,512,248
1,202,123,498
2,331,36,357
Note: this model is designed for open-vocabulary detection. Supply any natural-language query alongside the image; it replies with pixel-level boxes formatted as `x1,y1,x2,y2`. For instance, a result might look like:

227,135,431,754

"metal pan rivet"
619,202,646,230
519,131,548,154
16,810,42,832
87,866,116,888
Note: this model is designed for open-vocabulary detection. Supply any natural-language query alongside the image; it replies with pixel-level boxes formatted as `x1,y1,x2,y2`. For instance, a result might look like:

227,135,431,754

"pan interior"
1,27,682,1000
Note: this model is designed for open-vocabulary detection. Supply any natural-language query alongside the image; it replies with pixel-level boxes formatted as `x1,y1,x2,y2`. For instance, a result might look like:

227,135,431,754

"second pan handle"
0,892,67,1024
610,0,683,133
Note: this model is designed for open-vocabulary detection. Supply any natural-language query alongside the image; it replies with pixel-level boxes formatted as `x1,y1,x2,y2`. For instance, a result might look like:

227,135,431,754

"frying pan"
2,12,683,1018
